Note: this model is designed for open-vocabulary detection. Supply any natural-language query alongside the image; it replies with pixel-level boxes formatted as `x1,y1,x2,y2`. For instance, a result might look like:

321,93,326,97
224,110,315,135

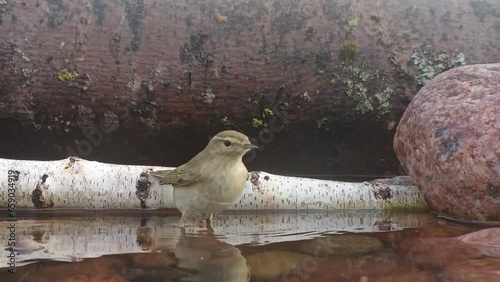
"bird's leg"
205,213,214,232
206,213,213,224
191,213,214,229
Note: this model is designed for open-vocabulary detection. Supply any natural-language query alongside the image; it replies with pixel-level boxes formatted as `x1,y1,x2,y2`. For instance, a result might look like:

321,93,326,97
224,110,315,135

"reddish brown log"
0,0,498,176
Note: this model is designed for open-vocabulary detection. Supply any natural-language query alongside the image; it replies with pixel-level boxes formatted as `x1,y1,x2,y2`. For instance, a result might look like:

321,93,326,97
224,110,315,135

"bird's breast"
199,160,248,204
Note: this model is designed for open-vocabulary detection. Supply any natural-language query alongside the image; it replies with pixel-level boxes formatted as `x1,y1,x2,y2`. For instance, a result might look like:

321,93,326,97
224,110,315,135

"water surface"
0,210,494,282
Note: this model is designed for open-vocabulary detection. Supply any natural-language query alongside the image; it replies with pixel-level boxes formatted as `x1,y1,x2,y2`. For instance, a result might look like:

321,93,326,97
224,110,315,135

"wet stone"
457,228,500,258
394,63,500,221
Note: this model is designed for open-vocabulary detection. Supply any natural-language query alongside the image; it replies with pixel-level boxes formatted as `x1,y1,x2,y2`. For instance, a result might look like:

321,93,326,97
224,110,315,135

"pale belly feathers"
173,159,248,216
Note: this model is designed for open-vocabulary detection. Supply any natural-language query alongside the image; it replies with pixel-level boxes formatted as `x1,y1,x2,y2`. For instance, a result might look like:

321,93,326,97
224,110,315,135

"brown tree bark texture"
0,0,498,176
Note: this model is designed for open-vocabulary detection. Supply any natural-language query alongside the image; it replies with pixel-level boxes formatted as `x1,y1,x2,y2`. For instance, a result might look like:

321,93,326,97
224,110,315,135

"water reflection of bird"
150,131,257,227
136,225,250,281
174,230,251,282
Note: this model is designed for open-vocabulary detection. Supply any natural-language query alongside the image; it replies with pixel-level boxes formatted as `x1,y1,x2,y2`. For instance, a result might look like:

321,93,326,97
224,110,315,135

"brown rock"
397,237,483,268
394,63,500,221
457,228,500,258
443,258,500,282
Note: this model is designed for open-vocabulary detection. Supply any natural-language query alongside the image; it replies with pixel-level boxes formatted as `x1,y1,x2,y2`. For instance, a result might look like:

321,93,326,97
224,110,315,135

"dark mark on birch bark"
64,156,77,169
136,172,152,208
32,174,55,208
371,182,393,200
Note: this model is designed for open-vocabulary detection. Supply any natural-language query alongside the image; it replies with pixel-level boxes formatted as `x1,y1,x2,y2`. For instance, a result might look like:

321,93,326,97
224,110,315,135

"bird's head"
204,130,258,158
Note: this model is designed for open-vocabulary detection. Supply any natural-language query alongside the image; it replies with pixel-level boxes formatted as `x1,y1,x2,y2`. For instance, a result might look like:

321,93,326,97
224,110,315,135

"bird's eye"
224,140,232,147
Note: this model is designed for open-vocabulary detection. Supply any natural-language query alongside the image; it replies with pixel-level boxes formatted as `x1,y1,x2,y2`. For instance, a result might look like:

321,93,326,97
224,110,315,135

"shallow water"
0,210,497,282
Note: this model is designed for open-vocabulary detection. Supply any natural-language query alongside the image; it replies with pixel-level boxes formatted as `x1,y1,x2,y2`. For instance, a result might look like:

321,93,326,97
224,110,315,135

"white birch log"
0,157,428,211
0,211,433,266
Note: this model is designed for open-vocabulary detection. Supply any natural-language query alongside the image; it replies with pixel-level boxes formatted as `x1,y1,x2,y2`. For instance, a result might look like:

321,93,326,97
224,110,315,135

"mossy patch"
374,87,393,116
347,16,358,27
340,41,360,61
252,107,274,128
57,70,79,81
410,49,465,85
201,87,215,104
381,199,430,212
343,66,374,114
333,60,394,117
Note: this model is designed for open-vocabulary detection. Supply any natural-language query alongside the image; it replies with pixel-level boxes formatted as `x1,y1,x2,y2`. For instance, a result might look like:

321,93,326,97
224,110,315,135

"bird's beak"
243,142,258,149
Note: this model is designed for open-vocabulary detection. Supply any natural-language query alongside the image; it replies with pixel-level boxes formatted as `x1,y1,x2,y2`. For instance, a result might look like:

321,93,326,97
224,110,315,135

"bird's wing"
150,164,201,186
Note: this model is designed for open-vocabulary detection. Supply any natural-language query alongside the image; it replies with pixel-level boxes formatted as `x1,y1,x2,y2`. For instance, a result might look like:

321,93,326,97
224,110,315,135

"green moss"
337,65,393,116
340,42,360,61
57,70,79,81
410,50,466,85
346,82,372,114
380,199,430,212
251,118,266,128
201,87,215,104
374,87,393,116
329,73,339,85
263,108,274,117
343,66,374,114
252,107,274,128
347,17,358,27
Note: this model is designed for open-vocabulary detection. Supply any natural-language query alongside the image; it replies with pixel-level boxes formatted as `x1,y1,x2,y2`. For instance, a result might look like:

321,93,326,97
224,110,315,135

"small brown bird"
150,130,257,226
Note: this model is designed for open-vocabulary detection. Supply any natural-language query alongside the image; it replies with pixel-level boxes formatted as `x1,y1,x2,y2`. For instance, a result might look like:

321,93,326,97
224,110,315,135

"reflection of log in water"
0,157,427,210
0,227,251,282
0,212,434,267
